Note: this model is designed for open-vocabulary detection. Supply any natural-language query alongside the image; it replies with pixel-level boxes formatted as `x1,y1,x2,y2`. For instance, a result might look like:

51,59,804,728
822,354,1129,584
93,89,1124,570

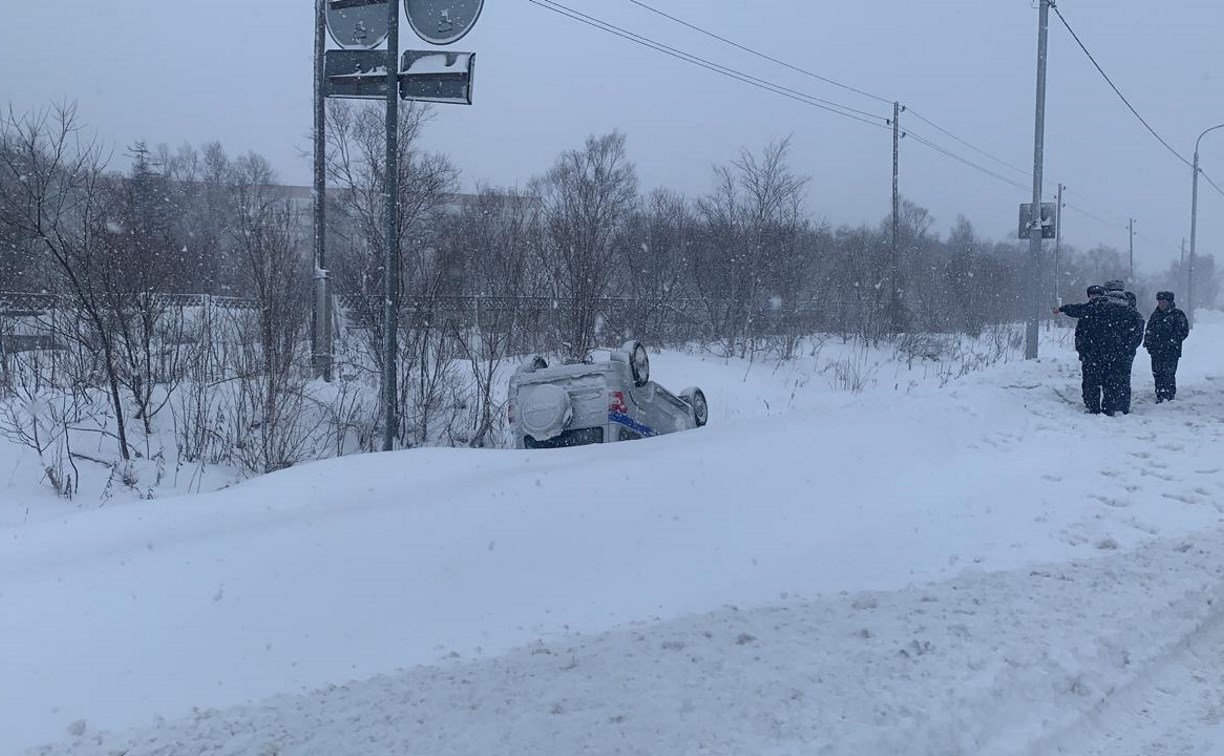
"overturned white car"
507,341,708,449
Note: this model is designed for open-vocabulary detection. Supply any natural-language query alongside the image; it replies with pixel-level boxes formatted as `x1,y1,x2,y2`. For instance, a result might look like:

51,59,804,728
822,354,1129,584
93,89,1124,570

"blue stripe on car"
608,412,656,437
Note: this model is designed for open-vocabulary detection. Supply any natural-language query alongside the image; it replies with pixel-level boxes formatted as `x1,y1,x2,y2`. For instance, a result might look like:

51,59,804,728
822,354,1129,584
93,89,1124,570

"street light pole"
1189,123,1224,327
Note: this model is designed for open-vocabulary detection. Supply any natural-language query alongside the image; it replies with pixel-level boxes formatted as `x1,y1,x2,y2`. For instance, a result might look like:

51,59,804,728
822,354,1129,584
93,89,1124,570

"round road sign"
326,0,390,50
404,0,485,45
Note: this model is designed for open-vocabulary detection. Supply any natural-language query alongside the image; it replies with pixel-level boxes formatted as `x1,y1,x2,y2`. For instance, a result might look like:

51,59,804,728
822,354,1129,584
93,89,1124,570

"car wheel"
622,340,649,387
519,383,573,441
516,354,549,374
680,386,708,427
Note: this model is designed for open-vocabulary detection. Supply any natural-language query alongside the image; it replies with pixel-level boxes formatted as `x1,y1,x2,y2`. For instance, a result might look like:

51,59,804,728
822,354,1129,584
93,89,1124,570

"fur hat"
1104,279,1126,292
1156,291,1175,302
1086,285,1106,297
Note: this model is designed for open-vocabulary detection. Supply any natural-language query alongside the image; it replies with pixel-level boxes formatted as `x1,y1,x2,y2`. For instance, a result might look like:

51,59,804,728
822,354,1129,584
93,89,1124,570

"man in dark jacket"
1143,291,1190,402
1095,289,1145,415
1053,285,1107,413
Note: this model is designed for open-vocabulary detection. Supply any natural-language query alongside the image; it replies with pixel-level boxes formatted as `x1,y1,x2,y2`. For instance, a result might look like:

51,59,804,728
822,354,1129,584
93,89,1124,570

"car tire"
519,383,573,441
516,354,549,374
680,386,708,427
622,340,649,387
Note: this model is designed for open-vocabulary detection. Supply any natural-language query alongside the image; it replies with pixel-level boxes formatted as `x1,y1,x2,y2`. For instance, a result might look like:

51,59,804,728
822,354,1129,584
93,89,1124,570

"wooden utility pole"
890,100,902,334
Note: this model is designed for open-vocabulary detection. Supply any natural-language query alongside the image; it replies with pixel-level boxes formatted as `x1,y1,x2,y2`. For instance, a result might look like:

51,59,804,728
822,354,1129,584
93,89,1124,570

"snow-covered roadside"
26,527,1224,756
6,318,1224,755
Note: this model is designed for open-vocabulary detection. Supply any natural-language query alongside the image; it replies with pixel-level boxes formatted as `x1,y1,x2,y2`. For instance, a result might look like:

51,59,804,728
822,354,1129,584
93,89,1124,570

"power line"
905,131,1031,194
532,0,1204,250
1050,4,1191,169
624,0,1050,192
1135,230,1179,249
1060,187,1129,229
526,0,890,128
903,129,1185,249
625,0,894,106
1053,6,1224,204
1200,169,1224,199
1061,202,1126,234
906,107,1041,183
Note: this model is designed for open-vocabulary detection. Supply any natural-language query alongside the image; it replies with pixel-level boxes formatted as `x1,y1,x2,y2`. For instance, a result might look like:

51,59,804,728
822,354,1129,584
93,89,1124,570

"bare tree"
613,189,698,344
100,143,188,439
438,186,538,446
324,100,458,356
942,216,987,335
0,103,135,462
531,131,638,360
884,198,935,334
693,138,809,356
227,153,313,473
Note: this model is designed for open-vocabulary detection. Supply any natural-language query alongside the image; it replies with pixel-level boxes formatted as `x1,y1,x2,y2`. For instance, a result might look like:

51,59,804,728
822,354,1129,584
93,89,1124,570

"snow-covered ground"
4,316,1224,755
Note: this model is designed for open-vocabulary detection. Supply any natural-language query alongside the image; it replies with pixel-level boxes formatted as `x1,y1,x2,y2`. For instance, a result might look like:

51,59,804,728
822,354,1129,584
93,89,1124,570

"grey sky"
3,0,1222,276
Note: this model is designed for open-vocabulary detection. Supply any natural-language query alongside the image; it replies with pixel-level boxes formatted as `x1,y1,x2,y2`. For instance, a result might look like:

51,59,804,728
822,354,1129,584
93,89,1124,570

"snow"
4,318,1224,755
402,51,474,75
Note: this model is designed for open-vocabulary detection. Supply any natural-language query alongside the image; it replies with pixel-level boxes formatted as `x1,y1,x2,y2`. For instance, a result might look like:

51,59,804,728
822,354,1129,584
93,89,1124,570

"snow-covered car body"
507,341,708,449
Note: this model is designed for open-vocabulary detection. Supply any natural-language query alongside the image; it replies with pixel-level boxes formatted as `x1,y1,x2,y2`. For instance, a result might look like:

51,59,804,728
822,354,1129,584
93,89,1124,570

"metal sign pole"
313,0,332,381
381,0,400,451
321,0,480,449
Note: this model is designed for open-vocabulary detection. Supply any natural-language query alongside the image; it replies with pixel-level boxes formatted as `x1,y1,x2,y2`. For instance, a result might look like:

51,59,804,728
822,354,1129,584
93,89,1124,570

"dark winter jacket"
1058,300,1104,358
1144,306,1189,357
1097,293,1145,361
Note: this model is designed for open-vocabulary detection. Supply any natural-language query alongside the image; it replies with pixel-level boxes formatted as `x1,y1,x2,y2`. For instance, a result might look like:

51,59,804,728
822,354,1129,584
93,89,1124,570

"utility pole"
1025,0,1051,360
890,100,902,334
381,0,400,451
1053,182,1064,305
1128,218,1135,282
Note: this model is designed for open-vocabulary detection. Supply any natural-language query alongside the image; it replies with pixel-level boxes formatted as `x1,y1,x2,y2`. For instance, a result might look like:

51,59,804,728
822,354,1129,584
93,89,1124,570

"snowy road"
22,525,1224,756
6,320,1224,755
1038,573,1224,756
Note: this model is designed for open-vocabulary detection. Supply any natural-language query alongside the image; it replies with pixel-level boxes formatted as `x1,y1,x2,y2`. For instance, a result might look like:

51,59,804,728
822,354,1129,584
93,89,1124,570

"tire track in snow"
1019,568,1224,756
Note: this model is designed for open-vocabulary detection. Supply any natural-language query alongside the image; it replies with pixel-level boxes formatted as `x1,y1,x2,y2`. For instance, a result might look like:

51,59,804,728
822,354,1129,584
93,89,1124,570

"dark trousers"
1101,357,1131,415
1151,353,1179,400
1081,357,1105,412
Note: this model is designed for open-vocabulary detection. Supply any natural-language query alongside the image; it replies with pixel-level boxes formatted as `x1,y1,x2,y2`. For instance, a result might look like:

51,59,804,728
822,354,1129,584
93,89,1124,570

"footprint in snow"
1141,470,1176,482
1161,492,1200,505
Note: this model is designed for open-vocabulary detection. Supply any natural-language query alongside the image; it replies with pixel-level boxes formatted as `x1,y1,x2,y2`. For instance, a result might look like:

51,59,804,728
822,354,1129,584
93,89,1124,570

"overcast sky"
4,0,1222,276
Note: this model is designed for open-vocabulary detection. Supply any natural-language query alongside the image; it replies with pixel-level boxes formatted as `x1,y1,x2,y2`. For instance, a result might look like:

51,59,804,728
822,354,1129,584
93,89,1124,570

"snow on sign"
325,0,390,50
404,0,485,45
323,49,393,99
399,50,475,104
